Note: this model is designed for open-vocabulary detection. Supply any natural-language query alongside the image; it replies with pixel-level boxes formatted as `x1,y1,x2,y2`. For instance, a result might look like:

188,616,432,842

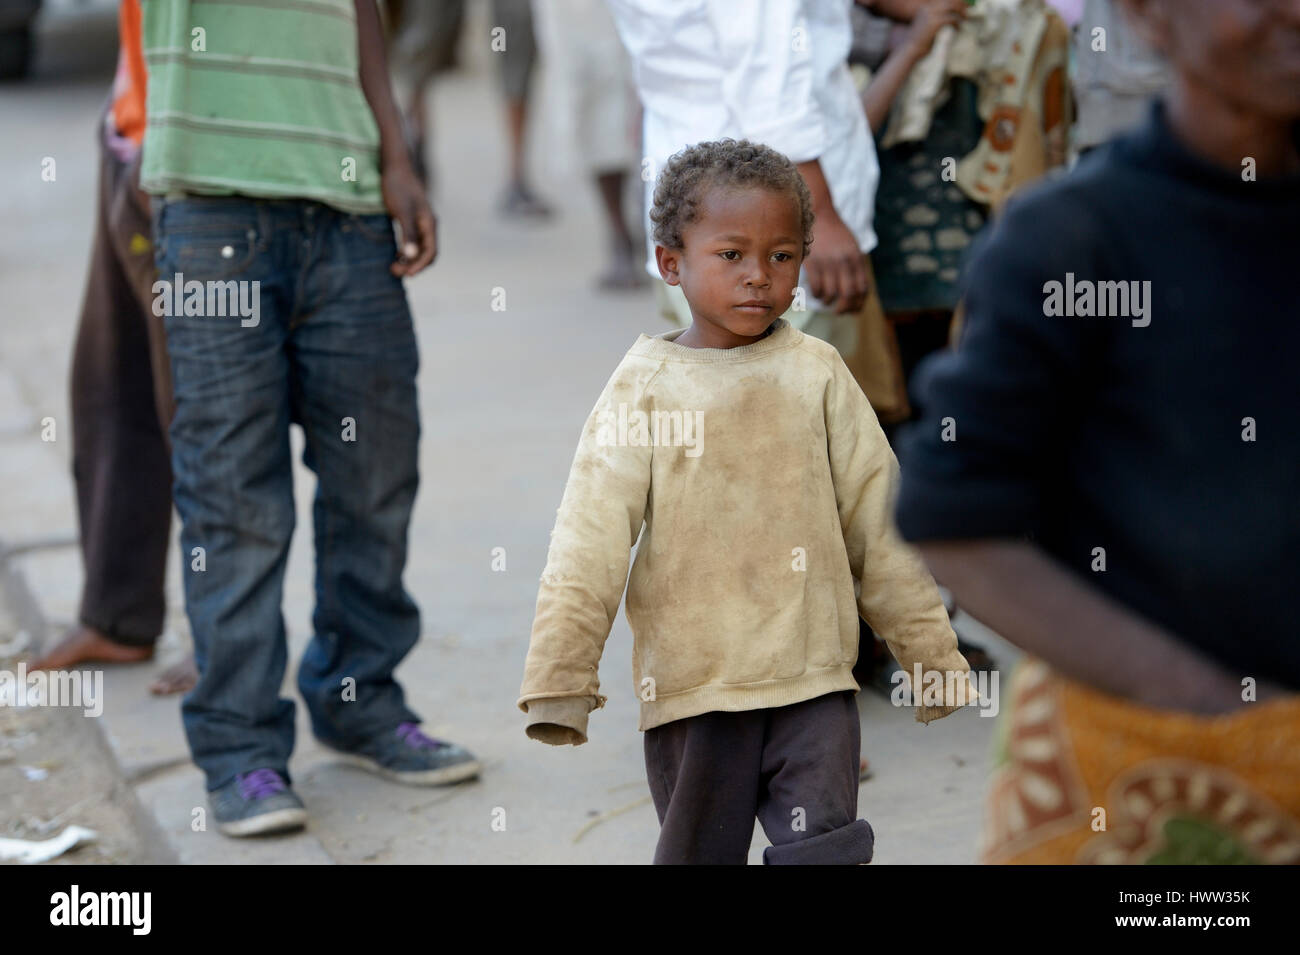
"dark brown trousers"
643,690,875,865
69,119,173,646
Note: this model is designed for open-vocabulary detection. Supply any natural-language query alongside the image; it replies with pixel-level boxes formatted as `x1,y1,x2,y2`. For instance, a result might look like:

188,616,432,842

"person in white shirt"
606,0,917,419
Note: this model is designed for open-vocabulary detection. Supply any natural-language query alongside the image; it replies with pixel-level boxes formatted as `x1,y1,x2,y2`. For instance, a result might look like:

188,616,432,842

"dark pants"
69,118,174,647
152,196,423,791
643,691,874,865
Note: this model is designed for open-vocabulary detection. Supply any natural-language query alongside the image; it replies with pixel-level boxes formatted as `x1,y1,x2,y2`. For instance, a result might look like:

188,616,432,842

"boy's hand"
355,0,437,277
381,158,438,277
903,0,965,62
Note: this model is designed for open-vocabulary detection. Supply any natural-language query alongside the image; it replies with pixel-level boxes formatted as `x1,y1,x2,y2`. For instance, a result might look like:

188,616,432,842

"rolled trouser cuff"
78,613,160,648
763,818,875,865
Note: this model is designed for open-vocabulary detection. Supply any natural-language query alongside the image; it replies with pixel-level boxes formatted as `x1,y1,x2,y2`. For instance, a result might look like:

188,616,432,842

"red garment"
111,0,146,145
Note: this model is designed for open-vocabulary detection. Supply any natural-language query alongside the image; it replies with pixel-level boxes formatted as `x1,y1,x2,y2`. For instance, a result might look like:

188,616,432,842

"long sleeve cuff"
524,696,592,746
914,669,984,724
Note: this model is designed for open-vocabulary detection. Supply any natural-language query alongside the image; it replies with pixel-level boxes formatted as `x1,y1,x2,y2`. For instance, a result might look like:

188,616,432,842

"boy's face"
1123,0,1300,119
656,185,804,348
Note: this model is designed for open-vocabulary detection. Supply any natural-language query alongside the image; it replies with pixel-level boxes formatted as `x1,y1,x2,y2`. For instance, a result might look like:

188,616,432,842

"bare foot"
859,756,873,781
30,625,154,671
149,655,198,696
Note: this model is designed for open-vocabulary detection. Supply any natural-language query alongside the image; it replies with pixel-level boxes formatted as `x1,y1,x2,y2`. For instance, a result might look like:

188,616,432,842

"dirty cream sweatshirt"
517,320,975,744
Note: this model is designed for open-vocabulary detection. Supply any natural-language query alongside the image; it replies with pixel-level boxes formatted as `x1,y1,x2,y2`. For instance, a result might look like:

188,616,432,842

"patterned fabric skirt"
982,658,1300,864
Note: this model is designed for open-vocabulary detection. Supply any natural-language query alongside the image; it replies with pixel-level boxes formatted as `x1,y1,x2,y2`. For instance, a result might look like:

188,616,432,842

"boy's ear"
655,245,683,286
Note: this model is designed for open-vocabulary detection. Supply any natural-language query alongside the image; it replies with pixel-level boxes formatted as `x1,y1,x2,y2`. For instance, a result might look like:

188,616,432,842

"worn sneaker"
324,722,481,786
210,769,307,837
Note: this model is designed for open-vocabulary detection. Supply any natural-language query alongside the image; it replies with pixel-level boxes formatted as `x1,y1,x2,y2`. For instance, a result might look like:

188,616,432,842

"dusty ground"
0,649,165,865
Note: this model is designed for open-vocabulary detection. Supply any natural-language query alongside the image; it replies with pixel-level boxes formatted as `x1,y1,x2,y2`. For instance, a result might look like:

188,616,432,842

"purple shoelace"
238,768,288,801
397,722,447,750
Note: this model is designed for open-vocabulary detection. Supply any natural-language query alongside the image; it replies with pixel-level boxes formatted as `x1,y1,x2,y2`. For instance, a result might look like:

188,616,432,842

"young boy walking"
518,139,978,865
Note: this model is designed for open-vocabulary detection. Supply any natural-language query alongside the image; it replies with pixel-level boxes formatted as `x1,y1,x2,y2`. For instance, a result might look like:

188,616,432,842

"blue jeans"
152,196,422,792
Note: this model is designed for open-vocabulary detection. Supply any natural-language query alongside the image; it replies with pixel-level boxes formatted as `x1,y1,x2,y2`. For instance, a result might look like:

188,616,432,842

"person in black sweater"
894,0,1300,864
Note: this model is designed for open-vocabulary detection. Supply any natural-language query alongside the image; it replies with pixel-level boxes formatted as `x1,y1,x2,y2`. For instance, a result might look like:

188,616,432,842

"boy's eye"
719,250,740,261
772,252,792,262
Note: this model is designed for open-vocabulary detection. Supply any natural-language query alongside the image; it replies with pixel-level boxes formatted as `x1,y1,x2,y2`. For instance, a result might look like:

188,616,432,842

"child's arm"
354,0,436,276
517,366,653,745
860,0,966,134
824,357,978,722
916,540,1288,713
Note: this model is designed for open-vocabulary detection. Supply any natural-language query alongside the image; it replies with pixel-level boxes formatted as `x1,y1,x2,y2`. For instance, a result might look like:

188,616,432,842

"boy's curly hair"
650,139,814,257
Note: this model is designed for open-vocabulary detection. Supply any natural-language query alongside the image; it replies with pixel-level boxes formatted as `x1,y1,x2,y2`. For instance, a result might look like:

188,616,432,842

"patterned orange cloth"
880,0,1072,210
955,6,1070,210
983,659,1300,864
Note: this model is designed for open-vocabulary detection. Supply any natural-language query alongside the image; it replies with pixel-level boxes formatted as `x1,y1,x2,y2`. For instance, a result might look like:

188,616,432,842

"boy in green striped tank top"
140,0,479,838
